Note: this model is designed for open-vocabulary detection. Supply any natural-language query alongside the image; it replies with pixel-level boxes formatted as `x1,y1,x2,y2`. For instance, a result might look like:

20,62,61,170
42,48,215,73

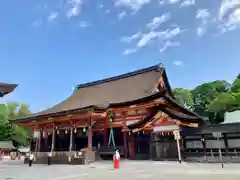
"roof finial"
159,63,164,68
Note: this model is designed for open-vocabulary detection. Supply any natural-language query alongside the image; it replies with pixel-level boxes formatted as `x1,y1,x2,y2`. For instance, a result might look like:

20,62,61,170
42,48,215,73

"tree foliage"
0,102,31,147
173,75,240,124
172,88,193,108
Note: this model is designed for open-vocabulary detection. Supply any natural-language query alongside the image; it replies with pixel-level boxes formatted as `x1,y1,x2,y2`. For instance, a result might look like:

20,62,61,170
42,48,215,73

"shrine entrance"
130,132,151,160
151,133,178,160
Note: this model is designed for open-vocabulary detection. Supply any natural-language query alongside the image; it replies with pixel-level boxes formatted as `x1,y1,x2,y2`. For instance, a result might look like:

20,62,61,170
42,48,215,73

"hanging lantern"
83,127,86,132
74,128,77,133
143,131,144,134
65,129,68,134
57,130,60,134
128,132,131,135
138,131,140,135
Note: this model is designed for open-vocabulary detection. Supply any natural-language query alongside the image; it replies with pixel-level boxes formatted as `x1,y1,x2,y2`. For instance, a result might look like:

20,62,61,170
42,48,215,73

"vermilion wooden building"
13,64,204,163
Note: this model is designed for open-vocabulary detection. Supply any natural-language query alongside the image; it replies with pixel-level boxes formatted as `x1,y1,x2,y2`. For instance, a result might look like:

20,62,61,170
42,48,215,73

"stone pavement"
1,160,240,180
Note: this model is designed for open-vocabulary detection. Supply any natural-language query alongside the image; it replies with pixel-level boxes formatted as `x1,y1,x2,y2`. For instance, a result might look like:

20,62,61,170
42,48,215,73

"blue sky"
1,0,240,112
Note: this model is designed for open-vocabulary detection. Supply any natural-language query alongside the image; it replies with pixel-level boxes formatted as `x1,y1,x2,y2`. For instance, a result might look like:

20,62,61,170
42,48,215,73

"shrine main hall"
12,64,204,164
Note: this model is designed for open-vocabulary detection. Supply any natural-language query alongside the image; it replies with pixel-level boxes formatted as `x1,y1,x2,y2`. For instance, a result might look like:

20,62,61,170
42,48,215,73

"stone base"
24,150,97,165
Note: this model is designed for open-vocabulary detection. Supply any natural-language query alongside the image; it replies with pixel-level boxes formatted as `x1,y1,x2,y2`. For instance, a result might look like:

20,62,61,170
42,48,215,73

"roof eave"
12,90,167,124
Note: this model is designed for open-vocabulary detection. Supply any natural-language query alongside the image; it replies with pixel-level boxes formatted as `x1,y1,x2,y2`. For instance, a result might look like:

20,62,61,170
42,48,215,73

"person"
114,148,120,161
48,151,52,165
29,152,34,167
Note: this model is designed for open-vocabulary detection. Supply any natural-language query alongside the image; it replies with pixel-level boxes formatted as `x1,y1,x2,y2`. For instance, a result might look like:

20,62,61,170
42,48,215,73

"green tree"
191,80,230,117
173,88,194,108
207,75,240,123
231,74,240,93
0,104,12,141
0,102,31,147
208,92,236,113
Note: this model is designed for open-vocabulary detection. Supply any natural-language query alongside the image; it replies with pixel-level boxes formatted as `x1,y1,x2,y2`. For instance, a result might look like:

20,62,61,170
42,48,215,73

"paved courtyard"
1,160,240,180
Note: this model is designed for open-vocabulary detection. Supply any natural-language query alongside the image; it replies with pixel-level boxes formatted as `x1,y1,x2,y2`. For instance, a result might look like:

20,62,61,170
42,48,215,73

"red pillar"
129,135,134,160
122,114,127,159
88,116,92,149
104,117,108,147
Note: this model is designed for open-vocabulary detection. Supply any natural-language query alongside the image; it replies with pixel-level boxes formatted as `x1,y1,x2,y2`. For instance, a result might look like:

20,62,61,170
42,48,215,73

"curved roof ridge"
76,64,163,89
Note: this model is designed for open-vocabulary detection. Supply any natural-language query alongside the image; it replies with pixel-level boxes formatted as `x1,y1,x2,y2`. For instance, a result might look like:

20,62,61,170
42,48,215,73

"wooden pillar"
44,129,48,152
31,127,35,152
51,124,55,152
68,127,73,162
104,117,108,147
129,134,135,160
37,129,42,153
223,133,229,155
69,128,73,152
201,135,207,161
88,116,92,149
122,113,127,159
155,133,161,160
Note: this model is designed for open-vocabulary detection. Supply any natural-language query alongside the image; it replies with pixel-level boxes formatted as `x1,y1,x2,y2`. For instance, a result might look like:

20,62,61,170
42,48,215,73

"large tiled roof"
19,64,171,120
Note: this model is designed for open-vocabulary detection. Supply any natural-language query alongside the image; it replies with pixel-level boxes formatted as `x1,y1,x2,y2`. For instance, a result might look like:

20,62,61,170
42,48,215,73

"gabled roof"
0,83,18,97
15,64,173,121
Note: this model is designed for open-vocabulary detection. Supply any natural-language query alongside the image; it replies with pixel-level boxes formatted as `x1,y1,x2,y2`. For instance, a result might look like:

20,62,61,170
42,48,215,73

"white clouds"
168,0,180,4
196,9,211,36
121,32,142,43
159,0,165,6
218,0,240,33
122,25,183,55
173,60,183,66
219,0,240,20
137,31,159,47
196,9,210,21
66,0,82,18
165,27,181,38
114,0,151,12
197,27,206,36
98,4,104,9
180,0,195,8
146,13,170,30
48,12,58,21
117,12,127,20
219,8,240,33
160,41,180,52
33,20,42,27
228,8,240,26
123,48,137,55
79,21,89,28
105,9,111,14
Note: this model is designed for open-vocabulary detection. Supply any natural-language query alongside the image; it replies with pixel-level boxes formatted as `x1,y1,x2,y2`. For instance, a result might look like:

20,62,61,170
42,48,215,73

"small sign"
212,132,223,138
173,130,180,140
